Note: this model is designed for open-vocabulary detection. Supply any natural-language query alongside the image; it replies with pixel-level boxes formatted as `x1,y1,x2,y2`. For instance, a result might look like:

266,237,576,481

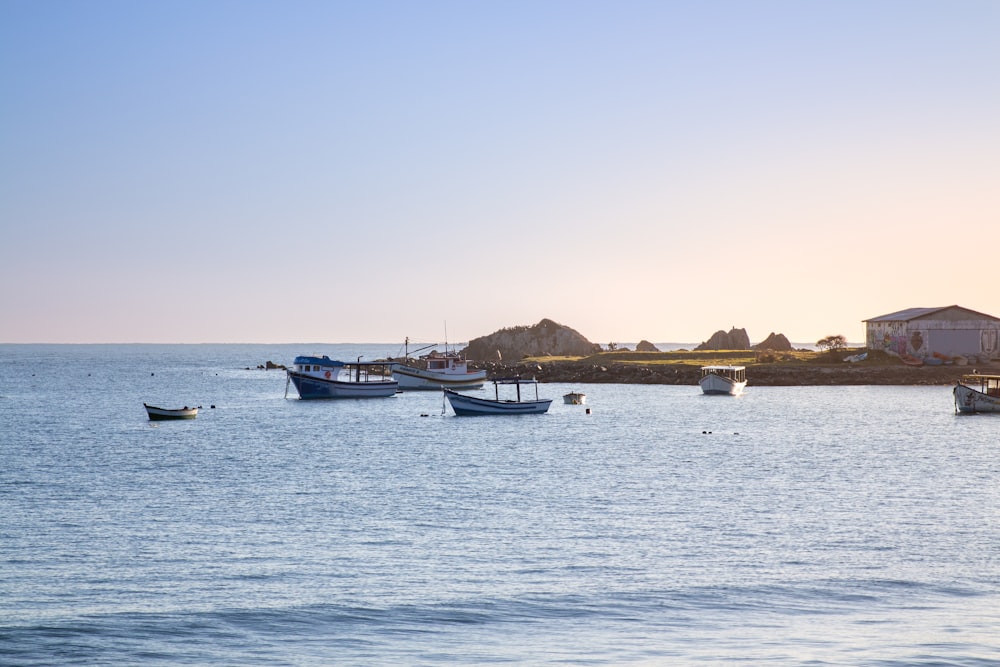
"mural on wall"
869,321,911,355
878,331,909,355
983,329,999,356
908,330,927,356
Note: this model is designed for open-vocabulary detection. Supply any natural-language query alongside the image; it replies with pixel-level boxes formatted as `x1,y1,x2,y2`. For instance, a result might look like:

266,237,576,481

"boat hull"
144,404,198,420
699,375,746,396
953,383,1000,414
444,389,552,416
563,392,586,405
391,364,486,390
288,371,398,399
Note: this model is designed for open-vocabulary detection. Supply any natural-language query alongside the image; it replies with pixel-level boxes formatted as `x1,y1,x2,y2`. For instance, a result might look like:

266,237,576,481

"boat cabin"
291,355,392,382
425,353,467,373
700,365,746,383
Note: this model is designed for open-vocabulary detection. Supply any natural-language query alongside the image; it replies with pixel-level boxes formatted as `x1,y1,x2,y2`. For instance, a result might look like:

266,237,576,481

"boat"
698,365,747,395
953,374,1000,413
286,355,398,399
390,340,486,390
144,403,198,420
444,378,552,416
563,391,587,405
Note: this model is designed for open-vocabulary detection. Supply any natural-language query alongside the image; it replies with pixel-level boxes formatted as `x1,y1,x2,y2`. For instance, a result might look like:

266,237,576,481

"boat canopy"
700,365,746,382
960,374,1000,396
293,355,345,368
491,377,539,385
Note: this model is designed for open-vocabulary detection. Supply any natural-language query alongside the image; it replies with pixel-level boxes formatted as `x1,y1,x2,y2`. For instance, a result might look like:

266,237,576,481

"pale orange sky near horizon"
2,1,998,345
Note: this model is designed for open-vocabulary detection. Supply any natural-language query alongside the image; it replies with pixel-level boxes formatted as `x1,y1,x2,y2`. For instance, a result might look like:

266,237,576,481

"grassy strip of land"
494,348,987,385
525,348,839,366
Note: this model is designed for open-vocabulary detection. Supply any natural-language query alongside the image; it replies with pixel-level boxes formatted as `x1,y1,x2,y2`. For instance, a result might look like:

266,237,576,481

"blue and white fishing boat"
444,378,552,416
698,365,747,395
286,355,398,399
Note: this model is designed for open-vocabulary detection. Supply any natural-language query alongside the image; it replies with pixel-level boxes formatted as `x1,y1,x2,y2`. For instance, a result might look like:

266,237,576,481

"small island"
457,319,989,386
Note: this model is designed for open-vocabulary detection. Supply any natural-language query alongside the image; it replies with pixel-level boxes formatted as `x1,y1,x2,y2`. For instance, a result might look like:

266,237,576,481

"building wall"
866,318,1000,358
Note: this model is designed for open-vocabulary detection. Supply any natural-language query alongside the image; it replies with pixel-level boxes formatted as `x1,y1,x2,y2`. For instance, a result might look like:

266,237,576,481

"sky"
2,1,998,345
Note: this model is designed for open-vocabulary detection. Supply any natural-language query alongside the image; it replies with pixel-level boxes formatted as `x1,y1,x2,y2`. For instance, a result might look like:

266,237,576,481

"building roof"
865,305,1000,323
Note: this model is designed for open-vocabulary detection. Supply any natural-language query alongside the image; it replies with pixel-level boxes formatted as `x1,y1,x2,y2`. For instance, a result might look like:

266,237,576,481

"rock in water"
461,318,600,361
695,327,751,350
753,332,793,351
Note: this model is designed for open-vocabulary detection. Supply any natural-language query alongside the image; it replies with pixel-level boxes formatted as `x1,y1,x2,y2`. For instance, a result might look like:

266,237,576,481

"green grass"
523,348,865,366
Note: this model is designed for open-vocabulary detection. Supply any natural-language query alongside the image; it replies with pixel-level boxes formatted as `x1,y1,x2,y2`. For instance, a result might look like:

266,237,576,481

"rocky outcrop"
635,340,660,352
249,361,286,370
753,332,792,351
461,318,600,361
695,327,750,351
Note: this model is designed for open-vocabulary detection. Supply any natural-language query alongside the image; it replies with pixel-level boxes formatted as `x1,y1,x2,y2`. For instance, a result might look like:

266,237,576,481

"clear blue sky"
2,1,998,344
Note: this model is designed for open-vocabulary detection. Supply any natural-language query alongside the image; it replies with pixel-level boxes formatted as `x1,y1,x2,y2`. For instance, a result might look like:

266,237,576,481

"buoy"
585,408,591,414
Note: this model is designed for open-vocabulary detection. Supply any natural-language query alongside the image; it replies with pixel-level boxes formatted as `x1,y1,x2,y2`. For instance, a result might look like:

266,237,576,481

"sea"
2,344,999,666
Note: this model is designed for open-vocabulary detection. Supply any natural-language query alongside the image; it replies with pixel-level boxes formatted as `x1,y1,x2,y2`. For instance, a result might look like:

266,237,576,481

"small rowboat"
563,391,587,405
144,403,198,420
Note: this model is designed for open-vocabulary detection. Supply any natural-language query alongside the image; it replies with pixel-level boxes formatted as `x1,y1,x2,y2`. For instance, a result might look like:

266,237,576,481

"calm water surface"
2,344,999,665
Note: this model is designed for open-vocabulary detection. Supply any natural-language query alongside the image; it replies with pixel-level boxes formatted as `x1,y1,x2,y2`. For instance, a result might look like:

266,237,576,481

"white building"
865,305,1000,359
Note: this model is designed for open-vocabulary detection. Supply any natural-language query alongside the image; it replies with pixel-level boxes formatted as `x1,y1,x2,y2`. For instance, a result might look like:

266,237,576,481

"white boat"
390,341,486,390
698,365,747,395
445,378,552,416
286,355,398,399
144,403,198,420
953,374,1000,413
563,391,587,405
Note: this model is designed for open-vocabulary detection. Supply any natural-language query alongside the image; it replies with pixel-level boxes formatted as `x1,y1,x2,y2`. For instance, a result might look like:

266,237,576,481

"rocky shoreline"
472,359,987,386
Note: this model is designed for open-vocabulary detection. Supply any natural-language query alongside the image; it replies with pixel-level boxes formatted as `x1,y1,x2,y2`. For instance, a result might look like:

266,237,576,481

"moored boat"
953,374,1000,414
445,378,552,416
286,355,398,399
563,391,586,405
144,403,198,420
698,365,747,395
390,344,486,390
